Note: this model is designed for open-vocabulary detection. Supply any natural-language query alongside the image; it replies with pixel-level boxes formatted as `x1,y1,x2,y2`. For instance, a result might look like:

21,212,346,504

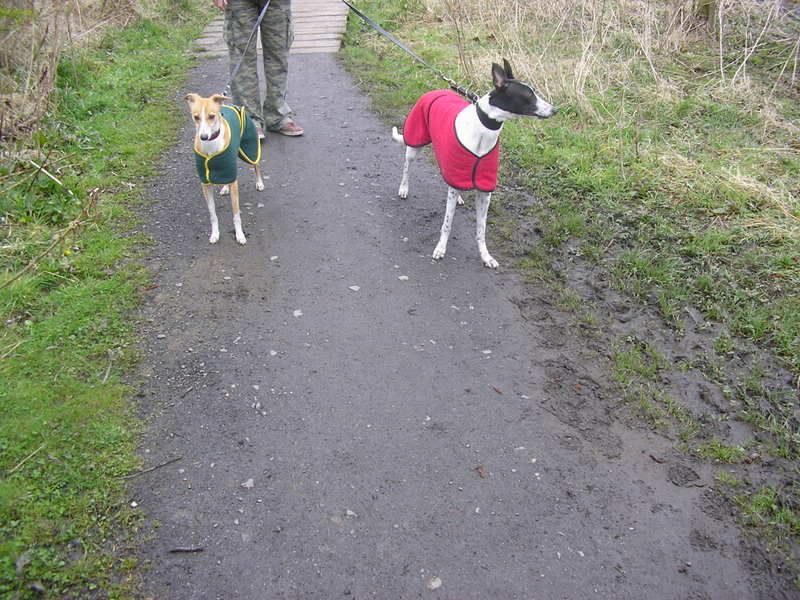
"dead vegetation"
426,0,799,111
0,0,147,141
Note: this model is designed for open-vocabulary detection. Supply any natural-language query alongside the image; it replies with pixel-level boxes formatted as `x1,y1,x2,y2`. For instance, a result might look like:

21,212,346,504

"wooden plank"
290,0,347,53
195,1,349,55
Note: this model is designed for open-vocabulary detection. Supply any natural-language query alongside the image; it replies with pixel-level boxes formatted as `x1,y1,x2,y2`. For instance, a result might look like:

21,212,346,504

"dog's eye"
209,114,216,120
193,115,200,121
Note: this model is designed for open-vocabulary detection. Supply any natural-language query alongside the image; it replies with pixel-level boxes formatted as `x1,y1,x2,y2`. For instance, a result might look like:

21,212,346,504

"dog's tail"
391,126,405,145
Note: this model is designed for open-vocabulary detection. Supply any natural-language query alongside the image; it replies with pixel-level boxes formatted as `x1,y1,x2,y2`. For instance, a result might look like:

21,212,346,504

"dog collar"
475,103,502,131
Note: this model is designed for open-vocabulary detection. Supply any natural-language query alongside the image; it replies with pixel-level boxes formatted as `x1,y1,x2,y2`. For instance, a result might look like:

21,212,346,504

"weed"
696,438,748,463
739,486,800,539
715,470,743,488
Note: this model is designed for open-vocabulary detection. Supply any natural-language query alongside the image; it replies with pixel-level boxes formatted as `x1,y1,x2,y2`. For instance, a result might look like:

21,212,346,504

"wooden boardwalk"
194,0,349,57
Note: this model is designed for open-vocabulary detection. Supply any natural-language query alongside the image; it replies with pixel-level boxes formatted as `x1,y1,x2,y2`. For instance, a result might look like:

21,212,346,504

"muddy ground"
132,53,797,599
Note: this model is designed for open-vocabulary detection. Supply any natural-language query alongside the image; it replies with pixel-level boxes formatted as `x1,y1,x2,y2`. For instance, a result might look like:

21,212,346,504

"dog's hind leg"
228,180,247,245
475,191,498,268
202,184,220,244
254,163,265,192
433,187,460,260
393,127,418,199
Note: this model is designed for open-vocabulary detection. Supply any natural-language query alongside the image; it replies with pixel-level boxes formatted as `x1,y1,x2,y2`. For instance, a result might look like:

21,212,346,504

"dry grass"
426,0,799,112
0,0,148,141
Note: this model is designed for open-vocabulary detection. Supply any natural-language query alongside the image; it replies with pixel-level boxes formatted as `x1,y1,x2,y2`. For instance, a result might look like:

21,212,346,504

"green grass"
696,438,748,463
740,485,800,539
611,337,701,440
0,3,209,597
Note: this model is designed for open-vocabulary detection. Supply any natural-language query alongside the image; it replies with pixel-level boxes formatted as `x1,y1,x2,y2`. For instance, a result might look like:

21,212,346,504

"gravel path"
133,52,775,600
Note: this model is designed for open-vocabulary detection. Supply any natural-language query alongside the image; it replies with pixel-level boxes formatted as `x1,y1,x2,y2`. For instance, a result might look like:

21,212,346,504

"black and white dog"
392,60,556,268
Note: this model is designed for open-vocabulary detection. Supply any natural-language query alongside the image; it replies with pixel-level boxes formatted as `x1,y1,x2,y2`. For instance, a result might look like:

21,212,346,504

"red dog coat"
402,90,500,193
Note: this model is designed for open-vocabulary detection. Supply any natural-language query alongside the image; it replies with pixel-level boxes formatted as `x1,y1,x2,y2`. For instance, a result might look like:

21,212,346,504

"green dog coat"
194,105,261,185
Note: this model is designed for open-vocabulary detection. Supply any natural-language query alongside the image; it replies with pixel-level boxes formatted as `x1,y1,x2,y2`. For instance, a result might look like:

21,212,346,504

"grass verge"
0,3,209,597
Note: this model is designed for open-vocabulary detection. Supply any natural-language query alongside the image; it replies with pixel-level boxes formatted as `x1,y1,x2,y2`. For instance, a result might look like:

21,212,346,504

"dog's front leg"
202,184,220,244
398,146,419,199
228,180,247,245
475,191,498,268
433,187,460,260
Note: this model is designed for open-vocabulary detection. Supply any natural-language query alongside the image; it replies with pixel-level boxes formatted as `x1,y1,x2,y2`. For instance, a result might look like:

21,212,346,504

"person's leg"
224,0,264,127
259,1,295,131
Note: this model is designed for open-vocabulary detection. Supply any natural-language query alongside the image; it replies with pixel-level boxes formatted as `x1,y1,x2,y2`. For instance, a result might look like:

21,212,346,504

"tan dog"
185,93,264,245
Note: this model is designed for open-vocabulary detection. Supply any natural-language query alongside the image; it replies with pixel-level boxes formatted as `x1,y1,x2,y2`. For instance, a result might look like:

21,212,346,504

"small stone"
156,333,166,339
130,501,138,508
293,310,303,317
269,350,277,356
345,509,357,518
425,576,442,590
241,479,254,489
348,285,360,292
270,256,279,261
398,275,409,281
257,202,265,208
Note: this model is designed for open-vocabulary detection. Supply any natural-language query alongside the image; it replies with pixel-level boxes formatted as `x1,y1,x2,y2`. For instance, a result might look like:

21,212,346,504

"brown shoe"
271,121,304,137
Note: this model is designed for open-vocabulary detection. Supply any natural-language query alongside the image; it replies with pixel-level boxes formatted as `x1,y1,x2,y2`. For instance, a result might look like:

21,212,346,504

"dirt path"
133,53,782,599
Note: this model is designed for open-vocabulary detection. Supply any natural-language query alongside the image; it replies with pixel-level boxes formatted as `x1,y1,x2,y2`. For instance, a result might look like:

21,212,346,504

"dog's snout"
200,132,209,141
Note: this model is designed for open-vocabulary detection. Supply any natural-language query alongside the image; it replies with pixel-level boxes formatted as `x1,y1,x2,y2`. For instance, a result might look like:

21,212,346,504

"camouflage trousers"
223,0,294,130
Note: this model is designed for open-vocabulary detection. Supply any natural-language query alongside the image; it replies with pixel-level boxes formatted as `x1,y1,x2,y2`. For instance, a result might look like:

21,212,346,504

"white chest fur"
454,101,502,157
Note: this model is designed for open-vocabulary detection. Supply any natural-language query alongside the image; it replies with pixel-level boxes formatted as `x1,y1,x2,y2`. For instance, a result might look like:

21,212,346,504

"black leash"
339,0,479,103
221,0,272,97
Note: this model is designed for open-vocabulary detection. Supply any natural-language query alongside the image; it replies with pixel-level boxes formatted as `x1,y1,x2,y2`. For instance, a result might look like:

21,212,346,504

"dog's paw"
482,255,499,269
457,195,464,206
398,184,408,199
209,231,220,244
255,180,265,192
236,233,247,245
220,185,230,196
432,244,447,260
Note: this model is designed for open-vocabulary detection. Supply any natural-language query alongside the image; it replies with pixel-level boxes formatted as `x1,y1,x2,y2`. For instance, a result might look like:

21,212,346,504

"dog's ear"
502,58,514,79
185,92,200,106
492,63,508,89
211,94,228,107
